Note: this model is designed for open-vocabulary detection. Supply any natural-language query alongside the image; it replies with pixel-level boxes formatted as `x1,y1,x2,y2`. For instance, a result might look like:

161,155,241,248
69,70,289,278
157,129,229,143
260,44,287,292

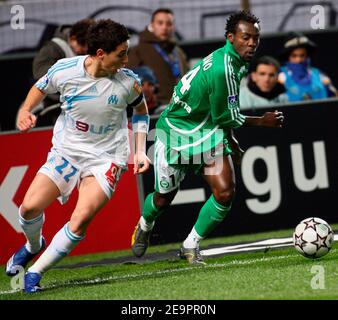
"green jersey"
156,41,249,164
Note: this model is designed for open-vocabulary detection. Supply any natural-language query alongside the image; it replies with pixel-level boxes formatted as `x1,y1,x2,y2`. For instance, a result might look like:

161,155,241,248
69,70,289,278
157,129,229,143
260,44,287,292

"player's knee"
213,185,235,205
153,197,170,209
153,191,177,209
20,202,43,220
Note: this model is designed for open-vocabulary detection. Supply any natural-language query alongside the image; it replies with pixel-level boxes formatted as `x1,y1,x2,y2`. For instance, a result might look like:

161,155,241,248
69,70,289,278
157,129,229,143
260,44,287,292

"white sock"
139,216,154,232
28,222,84,274
183,227,203,249
19,206,45,254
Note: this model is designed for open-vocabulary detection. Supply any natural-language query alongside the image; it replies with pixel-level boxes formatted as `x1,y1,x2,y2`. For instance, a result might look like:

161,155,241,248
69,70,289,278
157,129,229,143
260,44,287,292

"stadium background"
0,0,337,264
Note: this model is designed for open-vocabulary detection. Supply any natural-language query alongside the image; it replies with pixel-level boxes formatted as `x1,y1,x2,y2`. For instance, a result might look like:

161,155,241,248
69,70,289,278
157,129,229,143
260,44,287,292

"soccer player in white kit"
6,19,150,293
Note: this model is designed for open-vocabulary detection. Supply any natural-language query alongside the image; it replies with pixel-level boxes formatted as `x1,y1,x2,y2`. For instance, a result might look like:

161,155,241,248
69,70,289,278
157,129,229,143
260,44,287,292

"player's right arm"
17,60,60,132
16,86,46,132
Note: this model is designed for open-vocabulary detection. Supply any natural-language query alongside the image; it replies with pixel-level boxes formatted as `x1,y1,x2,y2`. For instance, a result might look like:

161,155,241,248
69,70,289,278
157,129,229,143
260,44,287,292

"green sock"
142,192,163,224
194,194,231,238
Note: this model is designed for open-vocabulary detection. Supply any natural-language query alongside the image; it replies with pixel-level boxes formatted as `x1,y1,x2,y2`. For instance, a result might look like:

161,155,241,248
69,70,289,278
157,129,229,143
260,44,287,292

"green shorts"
153,137,232,193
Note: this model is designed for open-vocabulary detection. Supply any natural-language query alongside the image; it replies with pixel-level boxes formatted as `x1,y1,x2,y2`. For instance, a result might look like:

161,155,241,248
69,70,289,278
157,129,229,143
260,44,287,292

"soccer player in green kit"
131,11,284,264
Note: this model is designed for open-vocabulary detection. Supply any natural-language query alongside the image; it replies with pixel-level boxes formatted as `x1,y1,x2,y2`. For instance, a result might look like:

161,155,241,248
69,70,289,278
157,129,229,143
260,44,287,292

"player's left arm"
132,101,151,175
209,68,246,130
124,68,151,174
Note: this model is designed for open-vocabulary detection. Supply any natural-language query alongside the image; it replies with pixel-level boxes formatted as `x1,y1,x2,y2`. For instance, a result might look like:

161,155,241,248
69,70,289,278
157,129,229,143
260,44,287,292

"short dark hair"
225,10,260,37
151,8,174,22
69,18,95,47
253,55,280,72
87,19,130,55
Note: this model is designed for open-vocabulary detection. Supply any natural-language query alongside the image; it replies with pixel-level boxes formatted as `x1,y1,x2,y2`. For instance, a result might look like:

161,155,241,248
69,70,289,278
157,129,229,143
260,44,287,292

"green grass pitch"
1,226,337,300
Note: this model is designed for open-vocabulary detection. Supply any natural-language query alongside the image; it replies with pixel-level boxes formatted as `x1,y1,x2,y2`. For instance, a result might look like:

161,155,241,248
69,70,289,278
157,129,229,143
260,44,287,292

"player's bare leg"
181,154,235,264
6,173,60,276
21,173,61,219
24,176,109,292
68,176,110,236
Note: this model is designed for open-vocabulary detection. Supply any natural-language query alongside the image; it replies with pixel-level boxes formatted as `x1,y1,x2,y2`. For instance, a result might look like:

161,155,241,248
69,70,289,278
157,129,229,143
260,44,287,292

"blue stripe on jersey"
64,95,98,110
47,59,78,75
47,57,80,74
121,68,141,85
48,61,78,79
36,81,48,90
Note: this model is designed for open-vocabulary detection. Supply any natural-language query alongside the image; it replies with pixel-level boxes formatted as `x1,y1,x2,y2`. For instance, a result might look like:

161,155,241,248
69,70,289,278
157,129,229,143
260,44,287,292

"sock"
141,192,164,225
183,227,203,249
139,216,154,232
19,206,45,254
194,194,232,238
28,222,84,274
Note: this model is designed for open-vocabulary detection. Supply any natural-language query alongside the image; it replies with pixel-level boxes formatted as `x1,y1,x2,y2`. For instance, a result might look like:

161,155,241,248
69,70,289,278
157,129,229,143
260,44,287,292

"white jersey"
35,55,143,166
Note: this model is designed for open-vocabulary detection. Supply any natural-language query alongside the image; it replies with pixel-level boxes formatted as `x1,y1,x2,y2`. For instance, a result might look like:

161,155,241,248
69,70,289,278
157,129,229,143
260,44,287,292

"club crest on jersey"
228,95,238,108
108,95,118,105
160,179,170,189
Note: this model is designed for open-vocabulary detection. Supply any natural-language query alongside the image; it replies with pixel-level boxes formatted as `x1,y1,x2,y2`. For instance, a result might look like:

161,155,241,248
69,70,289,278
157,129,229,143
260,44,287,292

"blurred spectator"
131,66,159,115
240,56,288,109
278,32,338,102
127,8,189,106
32,18,95,126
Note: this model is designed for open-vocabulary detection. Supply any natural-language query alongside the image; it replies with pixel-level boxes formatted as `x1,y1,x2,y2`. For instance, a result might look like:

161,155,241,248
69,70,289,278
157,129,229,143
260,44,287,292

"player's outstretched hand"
134,152,151,175
16,109,37,132
261,110,284,128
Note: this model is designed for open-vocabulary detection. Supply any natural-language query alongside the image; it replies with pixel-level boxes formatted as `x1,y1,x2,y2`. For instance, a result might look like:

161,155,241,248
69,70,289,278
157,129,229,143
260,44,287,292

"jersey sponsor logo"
105,163,121,189
108,95,119,105
75,120,115,134
172,92,192,113
228,95,238,108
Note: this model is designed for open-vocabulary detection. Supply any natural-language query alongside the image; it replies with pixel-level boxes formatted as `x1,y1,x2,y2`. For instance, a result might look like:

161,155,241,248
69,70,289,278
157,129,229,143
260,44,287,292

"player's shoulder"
53,55,83,68
48,56,85,77
114,68,143,96
199,49,224,77
118,68,142,85
210,52,228,80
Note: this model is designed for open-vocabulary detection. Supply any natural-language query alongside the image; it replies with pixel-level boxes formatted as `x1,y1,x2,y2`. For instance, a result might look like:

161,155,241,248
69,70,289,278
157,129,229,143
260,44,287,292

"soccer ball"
293,217,334,259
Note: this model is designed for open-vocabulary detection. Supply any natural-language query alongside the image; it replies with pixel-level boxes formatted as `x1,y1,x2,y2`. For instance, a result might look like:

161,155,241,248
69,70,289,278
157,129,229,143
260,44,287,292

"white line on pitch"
0,253,298,295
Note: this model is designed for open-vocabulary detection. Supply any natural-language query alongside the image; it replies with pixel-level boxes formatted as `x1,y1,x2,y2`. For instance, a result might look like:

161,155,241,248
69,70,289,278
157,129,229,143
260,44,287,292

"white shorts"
154,138,187,194
38,148,125,204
